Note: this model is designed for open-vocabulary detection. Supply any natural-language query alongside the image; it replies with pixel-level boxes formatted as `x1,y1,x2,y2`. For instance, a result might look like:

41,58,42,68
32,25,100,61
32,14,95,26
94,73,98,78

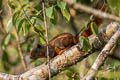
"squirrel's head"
30,44,54,59
30,44,45,59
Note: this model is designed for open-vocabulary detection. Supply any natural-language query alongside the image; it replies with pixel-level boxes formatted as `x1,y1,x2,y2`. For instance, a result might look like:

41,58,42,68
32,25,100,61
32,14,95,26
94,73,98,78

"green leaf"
84,20,91,29
12,10,20,25
34,24,45,36
57,1,70,21
2,34,12,50
34,25,45,43
50,8,58,24
6,18,13,33
39,37,46,44
80,36,91,52
30,17,36,25
90,15,94,20
61,8,70,21
90,22,98,35
16,18,26,32
57,1,66,9
4,34,12,46
46,6,54,19
22,43,31,52
22,19,31,36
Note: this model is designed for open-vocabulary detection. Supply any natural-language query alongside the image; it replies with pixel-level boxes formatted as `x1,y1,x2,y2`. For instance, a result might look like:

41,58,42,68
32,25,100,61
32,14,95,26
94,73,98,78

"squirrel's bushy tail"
73,3,107,44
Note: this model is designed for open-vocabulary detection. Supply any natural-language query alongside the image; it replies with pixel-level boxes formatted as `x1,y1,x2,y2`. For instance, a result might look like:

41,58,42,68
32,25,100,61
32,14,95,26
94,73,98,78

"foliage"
80,36,91,52
90,22,98,35
0,0,120,79
3,0,73,73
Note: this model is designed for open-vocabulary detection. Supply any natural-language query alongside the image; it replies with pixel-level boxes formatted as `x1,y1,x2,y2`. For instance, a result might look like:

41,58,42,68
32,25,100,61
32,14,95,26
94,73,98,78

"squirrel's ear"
37,44,42,48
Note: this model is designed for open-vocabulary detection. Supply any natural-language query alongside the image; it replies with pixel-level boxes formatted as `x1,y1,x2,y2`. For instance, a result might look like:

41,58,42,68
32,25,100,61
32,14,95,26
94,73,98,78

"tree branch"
0,22,119,80
64,0,120,22
82,24,120,80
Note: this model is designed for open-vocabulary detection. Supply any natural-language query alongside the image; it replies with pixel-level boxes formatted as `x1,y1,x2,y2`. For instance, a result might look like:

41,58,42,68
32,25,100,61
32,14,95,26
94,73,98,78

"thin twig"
8,2,28,71
64,0,120,22
14,27,28,71
42,1,51,80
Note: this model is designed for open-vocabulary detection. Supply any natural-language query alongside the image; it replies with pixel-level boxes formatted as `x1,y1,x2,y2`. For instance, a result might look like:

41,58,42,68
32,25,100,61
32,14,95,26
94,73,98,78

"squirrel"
30,33,79,59
30,3,107,60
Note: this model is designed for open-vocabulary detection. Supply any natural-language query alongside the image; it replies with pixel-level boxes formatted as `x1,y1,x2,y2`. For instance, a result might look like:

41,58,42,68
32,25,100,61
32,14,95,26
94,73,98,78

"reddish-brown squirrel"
30,4,107,59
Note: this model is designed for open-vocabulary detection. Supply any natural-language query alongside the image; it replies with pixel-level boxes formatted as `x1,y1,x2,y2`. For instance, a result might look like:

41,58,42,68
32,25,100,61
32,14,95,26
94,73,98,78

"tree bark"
82,24,120,80
0,22,119,80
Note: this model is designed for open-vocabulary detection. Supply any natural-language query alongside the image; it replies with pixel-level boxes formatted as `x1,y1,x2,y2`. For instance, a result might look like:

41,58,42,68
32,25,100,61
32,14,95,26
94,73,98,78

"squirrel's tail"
73,3,107,44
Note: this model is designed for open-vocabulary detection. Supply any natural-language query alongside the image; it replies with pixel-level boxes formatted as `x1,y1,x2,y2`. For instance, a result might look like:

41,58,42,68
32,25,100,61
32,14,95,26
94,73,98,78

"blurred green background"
0,0,120,79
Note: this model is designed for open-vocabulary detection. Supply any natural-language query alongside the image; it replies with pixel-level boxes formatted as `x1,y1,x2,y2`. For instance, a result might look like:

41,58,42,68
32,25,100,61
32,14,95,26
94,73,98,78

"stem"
14,27,28,71
8,1,27,71
42,1,51,80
